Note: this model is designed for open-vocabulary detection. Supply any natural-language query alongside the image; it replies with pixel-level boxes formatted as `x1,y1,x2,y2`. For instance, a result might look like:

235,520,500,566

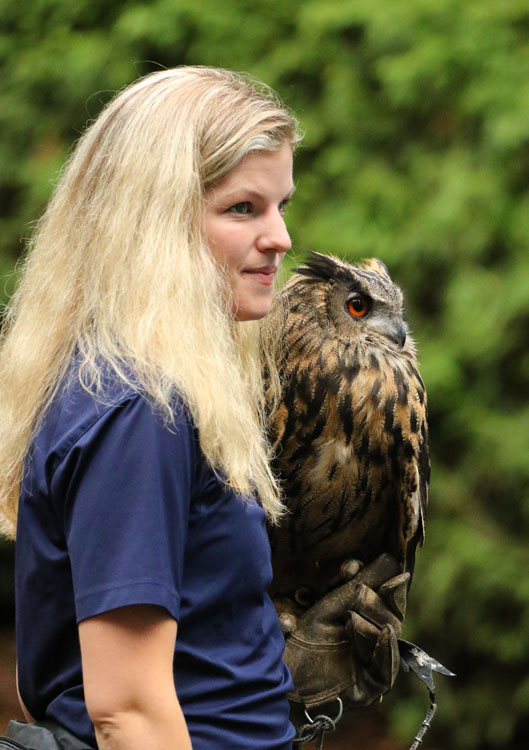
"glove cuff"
285,633,357,707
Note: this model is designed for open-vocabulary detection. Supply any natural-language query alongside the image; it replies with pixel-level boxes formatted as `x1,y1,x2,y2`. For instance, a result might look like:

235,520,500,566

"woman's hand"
79,605,192,750
283,554,409,718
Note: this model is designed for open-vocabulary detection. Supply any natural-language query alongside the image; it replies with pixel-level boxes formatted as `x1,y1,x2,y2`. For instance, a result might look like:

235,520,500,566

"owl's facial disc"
368,309,408,348
341,287,407,349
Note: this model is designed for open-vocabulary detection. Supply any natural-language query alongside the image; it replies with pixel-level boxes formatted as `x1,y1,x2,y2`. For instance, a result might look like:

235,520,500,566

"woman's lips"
243,266,277,285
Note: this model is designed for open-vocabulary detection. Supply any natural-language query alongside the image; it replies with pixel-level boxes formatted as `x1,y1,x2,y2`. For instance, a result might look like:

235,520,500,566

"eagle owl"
265,252,429,606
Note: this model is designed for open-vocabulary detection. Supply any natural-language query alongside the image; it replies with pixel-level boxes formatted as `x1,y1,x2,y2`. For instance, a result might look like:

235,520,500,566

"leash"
292,689,440,749
409,697,437,750
292,698,343,749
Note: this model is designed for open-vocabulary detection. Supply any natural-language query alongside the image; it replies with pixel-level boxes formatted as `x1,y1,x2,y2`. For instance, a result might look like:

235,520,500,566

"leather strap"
5,721,93,750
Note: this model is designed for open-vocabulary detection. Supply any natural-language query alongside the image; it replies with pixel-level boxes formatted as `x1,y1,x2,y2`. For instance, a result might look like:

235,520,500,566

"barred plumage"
265,252,429,603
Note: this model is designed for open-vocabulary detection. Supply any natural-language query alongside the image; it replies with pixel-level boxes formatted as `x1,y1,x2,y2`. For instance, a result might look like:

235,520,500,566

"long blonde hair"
0,66,301,538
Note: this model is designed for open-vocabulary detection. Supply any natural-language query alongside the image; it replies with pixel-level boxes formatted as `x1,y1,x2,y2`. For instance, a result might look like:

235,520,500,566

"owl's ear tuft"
294,251,353,283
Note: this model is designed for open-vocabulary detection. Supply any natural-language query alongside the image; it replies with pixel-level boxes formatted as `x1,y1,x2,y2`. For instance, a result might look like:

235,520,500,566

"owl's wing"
401,409,430,580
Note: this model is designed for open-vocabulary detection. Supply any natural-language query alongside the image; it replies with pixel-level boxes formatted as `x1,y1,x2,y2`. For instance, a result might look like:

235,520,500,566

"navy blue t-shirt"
16,372,295,749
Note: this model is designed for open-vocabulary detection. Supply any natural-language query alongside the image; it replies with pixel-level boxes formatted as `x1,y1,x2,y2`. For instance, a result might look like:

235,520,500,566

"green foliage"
2,0,529,745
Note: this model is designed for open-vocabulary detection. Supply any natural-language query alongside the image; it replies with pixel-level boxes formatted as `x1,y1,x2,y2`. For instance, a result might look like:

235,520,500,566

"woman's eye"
229,202,252,214
346,294,370,318
279,199,290,215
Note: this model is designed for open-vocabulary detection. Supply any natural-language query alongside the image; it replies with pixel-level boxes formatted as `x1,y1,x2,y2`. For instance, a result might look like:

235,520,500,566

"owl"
265,252,429,607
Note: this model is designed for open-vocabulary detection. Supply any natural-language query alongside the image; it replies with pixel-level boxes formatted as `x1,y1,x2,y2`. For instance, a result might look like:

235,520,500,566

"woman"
0,66,300,749
0,66,405,750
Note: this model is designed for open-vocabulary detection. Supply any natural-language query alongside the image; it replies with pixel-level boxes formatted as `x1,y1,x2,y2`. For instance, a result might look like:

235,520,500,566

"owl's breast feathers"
267,291,429,596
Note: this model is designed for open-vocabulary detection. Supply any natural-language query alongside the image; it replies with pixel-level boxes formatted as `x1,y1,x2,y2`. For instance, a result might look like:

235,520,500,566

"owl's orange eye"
347,294,369,318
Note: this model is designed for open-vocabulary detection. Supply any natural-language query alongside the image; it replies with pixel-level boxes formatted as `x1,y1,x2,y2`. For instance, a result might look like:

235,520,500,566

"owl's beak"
391,322,407,348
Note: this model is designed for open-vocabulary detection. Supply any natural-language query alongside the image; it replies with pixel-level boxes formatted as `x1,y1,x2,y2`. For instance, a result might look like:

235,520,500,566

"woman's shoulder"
51,361,145,434
36,360,195,476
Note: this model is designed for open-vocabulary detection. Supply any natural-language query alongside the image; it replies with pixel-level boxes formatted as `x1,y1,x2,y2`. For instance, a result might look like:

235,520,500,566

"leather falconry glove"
283,553,409,722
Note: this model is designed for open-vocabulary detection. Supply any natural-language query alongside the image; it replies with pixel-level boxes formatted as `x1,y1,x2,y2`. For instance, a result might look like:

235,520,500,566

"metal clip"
303,696,344,726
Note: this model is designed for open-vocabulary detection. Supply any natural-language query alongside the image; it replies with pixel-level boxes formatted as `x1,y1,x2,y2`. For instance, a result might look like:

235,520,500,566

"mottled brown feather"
265,252,429,600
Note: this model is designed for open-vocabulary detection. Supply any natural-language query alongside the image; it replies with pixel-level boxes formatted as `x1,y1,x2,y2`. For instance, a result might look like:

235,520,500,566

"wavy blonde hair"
0,66,301,538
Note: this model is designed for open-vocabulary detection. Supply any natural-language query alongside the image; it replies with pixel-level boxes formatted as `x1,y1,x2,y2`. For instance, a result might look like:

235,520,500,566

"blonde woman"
0,67,406,750
0,66,299,750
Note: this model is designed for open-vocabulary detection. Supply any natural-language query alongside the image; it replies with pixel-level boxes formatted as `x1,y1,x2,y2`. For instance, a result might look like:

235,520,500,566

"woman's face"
203,143,295,321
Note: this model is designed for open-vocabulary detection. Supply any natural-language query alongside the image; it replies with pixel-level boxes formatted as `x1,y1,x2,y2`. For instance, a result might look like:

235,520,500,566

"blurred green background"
2,0,529,747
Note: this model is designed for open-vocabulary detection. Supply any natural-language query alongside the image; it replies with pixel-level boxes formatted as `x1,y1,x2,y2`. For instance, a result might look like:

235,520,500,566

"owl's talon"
340,559,364,580
294,587,314,607
326,558,365,588
279,612,298,634
273,596,303,634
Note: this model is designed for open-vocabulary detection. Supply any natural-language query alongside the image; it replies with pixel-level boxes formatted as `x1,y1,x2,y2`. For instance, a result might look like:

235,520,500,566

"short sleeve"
51,395,196,624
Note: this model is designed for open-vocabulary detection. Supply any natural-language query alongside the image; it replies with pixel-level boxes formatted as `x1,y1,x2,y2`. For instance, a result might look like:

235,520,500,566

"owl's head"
286,252,410,352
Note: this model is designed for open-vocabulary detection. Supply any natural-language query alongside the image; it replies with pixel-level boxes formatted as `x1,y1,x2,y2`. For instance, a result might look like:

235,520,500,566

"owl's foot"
326,558,364,588
273,596,304,634
279,612,297,634
340,558,363,580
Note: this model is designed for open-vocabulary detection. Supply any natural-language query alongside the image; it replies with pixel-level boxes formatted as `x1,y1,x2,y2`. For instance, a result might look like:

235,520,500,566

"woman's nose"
256,211,291,254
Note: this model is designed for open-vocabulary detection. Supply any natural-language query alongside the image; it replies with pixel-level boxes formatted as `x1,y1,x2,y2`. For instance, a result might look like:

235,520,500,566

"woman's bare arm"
79,604,192,750
16,665,35,722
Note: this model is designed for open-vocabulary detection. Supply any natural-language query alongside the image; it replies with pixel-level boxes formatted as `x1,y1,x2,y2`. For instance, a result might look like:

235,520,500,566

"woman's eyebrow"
217,185,297,202
220,188,262,201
